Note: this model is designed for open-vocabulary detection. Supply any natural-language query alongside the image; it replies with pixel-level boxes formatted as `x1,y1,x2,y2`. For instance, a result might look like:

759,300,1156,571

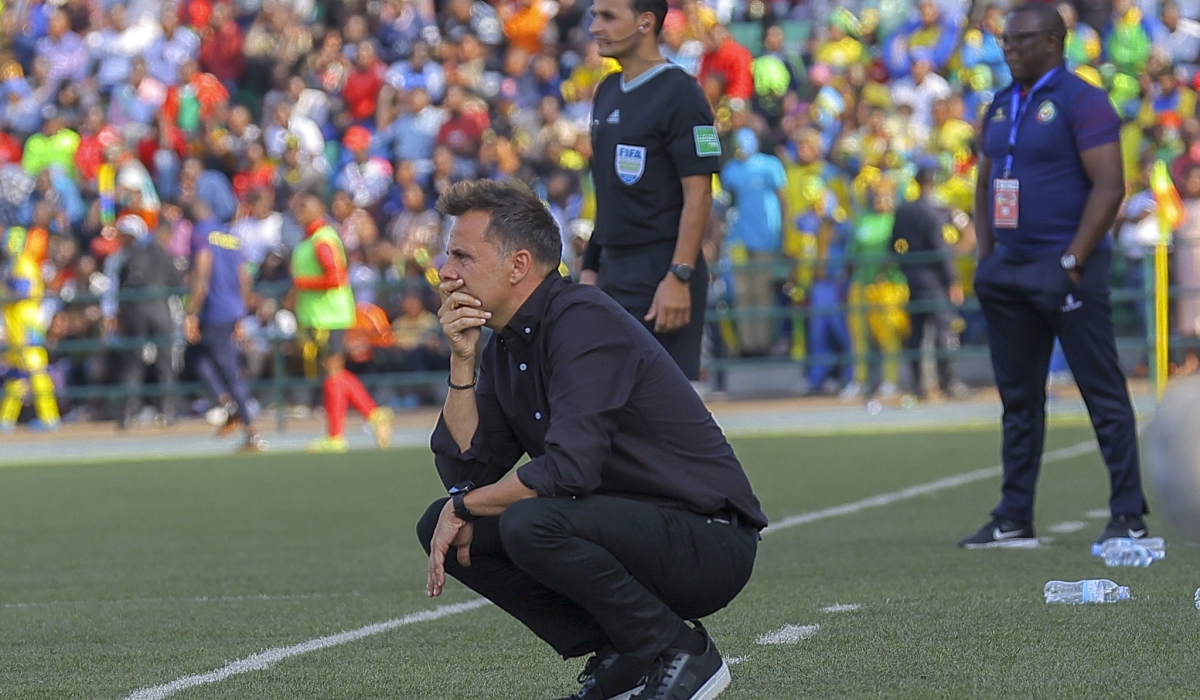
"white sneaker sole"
688,661,731,700
609,686,643,700
961,538,1041,549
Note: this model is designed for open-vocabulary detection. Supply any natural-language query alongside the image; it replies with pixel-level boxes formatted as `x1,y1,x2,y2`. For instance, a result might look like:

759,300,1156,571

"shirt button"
535,412,542,420
524,327,532,334
519,363,528,371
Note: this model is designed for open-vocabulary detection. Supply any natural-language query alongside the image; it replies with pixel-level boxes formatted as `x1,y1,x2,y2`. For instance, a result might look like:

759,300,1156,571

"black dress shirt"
430,273,768,530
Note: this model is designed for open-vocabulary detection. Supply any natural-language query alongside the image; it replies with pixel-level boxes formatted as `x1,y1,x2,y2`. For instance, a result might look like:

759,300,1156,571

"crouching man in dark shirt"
418,179,766,700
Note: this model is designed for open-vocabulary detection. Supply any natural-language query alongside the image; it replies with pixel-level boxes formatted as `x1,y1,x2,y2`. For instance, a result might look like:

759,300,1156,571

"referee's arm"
640,174,711,332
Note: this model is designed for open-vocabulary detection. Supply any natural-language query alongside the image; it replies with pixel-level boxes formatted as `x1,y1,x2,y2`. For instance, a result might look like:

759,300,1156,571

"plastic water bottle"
1091,536,1165,557
1194,588,1200,610
1099,537,1166,567
1044,579,1130,604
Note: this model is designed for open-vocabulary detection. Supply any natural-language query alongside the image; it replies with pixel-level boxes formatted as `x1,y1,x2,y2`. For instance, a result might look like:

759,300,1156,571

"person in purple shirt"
959,3,1149,551
35,11,88,88
184,201,262,452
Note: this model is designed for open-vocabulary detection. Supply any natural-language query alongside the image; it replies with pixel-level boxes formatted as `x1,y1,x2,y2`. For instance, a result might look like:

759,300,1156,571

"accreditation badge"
993,178,1019,229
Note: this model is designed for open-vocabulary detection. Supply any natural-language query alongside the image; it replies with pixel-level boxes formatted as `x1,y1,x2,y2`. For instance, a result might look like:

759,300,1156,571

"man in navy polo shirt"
184,201,263,453
959,3,1149,549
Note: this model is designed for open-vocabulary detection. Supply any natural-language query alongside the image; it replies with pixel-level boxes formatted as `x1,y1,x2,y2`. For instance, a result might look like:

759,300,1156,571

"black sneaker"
555,648,649,700
631,621,730,700
957,519,1038,549
1092,514,1148,555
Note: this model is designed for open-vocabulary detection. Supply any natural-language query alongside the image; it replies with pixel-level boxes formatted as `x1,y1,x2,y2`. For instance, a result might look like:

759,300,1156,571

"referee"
582,0,721,381
959,4,1149,549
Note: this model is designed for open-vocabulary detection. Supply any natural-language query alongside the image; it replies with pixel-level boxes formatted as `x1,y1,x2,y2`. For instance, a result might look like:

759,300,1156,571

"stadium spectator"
890,167,967,401
108,215,182,429
888,51,952,130
699,22,755,102
720,128,787,356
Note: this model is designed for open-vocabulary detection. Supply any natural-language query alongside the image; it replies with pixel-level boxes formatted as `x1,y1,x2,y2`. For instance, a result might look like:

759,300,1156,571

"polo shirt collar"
500,272,568,346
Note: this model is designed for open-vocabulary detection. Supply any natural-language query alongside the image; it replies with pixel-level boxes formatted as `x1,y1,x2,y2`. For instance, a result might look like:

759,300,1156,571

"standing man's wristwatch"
1060,254,1084,273
448,481,479,522
668,263,693,283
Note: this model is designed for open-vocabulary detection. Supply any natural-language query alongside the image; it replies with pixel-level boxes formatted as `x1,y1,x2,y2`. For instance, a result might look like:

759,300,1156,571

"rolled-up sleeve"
430,360,524,491
516,302,642,497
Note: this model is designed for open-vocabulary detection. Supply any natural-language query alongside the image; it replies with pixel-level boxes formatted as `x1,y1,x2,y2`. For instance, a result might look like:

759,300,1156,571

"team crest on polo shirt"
615,144,646,185
1036,100,1057,124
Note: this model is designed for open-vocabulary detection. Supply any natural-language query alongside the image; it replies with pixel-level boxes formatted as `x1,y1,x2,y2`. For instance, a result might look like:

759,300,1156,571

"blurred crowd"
2,0,1200,422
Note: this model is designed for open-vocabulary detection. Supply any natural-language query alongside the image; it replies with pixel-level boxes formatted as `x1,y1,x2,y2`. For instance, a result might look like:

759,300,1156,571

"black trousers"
598,241,708,380
974,246,1147,522
905,290,961,395
417,495,757,660
119,308,178,421
195,322,255,424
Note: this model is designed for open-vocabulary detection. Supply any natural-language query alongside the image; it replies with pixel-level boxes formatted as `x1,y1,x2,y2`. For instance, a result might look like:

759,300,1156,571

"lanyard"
1004,67,1060,177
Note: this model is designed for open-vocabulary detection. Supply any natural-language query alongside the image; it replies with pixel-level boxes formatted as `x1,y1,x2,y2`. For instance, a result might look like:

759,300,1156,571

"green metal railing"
24,248,1193,427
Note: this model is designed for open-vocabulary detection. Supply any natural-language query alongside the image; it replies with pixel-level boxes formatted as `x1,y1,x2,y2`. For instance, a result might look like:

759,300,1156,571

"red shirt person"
698,24,754,102
342,42,387,123
198,2,244,86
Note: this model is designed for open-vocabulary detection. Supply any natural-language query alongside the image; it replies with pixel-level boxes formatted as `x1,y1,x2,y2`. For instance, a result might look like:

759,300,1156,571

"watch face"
1061,255,1076,270
672,264,693,282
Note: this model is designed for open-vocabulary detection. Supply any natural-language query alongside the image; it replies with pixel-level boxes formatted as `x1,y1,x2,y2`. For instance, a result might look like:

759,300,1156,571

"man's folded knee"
416,498,450,554
498,497,561,550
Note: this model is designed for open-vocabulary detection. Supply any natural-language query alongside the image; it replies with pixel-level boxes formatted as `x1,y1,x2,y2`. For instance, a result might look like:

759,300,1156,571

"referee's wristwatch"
448,481,479,522
1060,254,1084,273
668,263,694,283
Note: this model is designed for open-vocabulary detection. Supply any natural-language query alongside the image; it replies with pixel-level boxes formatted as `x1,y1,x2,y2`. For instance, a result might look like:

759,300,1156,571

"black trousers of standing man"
417,494,757,660
974,245,1148,523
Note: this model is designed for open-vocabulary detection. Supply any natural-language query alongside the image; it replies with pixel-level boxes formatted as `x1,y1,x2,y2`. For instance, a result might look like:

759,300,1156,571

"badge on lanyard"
992,68,1060,231
993,178,1019,229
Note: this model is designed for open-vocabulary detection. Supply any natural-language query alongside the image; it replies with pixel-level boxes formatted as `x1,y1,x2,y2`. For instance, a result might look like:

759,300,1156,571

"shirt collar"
499,272,568,346
305,219,327,238
620,62,680,93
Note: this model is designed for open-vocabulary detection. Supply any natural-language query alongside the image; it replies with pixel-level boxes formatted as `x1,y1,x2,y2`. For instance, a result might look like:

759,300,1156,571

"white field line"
6,592,355,609
121,438,1099,699
122,599,491,700
819,603,861,613
757,624,820,645
761,438,1096,537
1047,521,1088,534
1086,508,1111,519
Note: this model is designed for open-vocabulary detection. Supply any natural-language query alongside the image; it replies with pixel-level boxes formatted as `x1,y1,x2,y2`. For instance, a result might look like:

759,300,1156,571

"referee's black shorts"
598,239,708,380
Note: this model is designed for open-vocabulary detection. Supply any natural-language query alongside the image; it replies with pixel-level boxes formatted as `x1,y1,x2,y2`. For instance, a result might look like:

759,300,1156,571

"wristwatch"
1060,254,1084,273
669,263,694,283
448,481,479,522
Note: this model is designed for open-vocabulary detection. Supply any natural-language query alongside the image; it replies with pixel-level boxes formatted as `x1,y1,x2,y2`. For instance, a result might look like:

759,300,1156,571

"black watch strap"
451,492,479,521
669,263,693,282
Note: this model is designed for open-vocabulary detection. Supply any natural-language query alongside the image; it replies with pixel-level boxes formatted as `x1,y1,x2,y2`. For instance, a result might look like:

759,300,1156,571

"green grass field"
3,425,1199,699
